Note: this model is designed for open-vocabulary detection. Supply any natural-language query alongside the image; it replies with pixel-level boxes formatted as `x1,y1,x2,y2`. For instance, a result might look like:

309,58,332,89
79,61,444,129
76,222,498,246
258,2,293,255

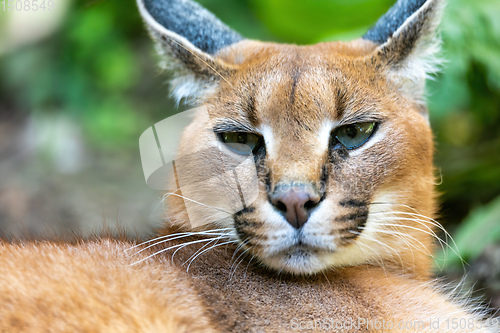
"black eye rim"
217,131,264,156
332,122,379,150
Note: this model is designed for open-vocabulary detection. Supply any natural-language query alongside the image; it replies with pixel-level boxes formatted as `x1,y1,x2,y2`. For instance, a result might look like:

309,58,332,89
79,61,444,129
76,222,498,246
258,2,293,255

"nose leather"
270,183,321,229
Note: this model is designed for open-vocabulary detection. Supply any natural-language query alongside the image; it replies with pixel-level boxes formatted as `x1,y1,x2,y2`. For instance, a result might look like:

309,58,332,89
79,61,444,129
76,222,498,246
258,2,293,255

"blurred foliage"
438,195,500,269
0,0,166,151
0,0,499,268
429,0,500,116
426,0,500,263
251,0,395,43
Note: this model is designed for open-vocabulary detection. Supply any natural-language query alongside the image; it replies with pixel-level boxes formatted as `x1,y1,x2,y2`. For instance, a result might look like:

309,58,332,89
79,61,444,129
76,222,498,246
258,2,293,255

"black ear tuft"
363,0,428,45
142,0,243,55
137,0,244,104
363,0,443,108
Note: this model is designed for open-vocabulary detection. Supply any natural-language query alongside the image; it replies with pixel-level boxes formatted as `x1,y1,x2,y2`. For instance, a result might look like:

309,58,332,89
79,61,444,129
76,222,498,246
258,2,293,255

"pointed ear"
137,0,244,104
364,0,444,105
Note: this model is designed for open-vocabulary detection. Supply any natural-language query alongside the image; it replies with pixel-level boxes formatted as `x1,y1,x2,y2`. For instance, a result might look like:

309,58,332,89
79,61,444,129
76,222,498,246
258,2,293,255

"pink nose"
270,183,321,229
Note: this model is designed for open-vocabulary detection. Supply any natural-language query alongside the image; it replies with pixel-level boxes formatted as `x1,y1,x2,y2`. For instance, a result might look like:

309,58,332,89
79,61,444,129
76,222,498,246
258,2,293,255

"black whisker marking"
339,199,368,208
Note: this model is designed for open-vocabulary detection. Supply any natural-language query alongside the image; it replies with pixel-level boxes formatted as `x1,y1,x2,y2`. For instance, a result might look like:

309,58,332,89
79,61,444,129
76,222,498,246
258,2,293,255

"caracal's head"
138,0,443,276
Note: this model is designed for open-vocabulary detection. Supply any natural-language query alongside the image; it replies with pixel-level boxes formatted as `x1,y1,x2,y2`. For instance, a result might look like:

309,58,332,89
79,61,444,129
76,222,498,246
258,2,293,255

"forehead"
214,40,388,130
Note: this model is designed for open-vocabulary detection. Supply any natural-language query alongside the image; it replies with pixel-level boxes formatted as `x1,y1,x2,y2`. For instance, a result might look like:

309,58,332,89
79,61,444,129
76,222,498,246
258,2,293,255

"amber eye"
334,122,377,149
219,132,262,155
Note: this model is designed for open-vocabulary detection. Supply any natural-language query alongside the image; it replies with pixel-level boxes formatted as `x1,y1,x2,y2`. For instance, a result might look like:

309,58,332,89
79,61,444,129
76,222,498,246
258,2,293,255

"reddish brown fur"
0,240,216,332
0,238,487,332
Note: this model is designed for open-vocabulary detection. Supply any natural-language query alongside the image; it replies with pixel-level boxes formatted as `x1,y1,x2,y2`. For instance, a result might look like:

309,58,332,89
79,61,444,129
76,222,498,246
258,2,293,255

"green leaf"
436,195,500,270
252,0,394,44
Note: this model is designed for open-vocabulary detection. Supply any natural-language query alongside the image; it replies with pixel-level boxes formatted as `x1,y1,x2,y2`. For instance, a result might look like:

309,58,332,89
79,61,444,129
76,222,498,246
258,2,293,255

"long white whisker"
149,189,180,221
372,220,465,272
351,230,405,271
371,209,454,244
359,226,431,255
358,226,433,268
183,233,236,268
165,192,233,215
369,203,459,253
374,219,447,253
369,214,447,253
183,237,220,267
128,232,232,256
129,238,218,266
352,240,388,276
230,237,250,264
171,236,226,262
362,227,419,270
371,211,443,237
126,228,234,252
390,208,459,251
186,240,238,272
230,245,253,281
243,255,255,279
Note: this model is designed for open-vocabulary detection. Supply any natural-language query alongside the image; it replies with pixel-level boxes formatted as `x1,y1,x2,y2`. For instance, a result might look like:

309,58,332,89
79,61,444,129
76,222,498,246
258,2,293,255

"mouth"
261,244,334,275
233,207,357,275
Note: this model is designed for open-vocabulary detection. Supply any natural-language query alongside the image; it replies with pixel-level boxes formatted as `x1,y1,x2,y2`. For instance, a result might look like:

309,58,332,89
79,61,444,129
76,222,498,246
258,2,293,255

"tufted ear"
137,0,244,104
364,0,444,107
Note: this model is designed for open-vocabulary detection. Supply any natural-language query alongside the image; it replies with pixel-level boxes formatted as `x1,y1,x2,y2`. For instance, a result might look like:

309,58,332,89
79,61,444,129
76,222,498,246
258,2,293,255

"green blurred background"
0,0,499,310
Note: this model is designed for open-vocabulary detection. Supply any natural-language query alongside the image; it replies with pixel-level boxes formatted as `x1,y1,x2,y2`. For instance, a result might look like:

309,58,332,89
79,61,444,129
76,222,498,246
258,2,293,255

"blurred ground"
0,105,162,240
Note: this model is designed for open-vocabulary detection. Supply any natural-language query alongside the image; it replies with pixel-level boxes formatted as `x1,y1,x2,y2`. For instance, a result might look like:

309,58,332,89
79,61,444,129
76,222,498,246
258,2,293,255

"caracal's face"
167,40,436,275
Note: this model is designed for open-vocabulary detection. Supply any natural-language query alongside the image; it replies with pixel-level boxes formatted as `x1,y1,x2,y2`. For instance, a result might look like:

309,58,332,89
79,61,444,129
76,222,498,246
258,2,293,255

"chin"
259,242,374,275
261,247,335,275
